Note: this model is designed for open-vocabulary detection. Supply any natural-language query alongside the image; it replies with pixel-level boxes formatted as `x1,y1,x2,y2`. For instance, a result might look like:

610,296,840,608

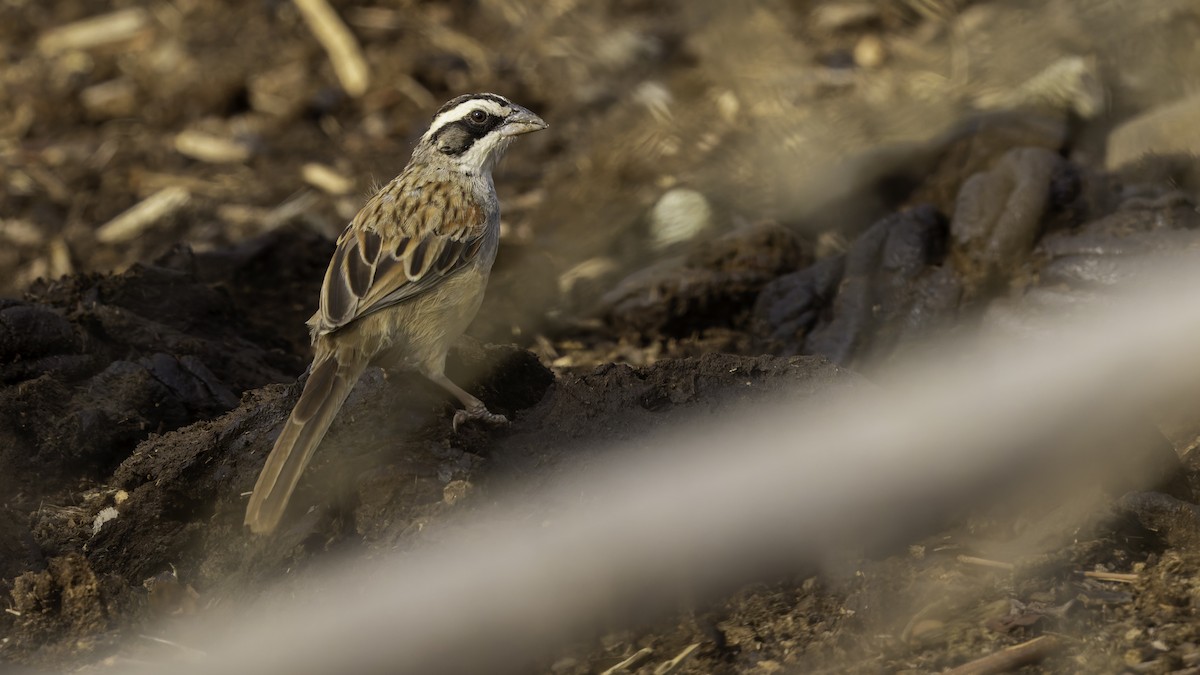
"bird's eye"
468,110,488,125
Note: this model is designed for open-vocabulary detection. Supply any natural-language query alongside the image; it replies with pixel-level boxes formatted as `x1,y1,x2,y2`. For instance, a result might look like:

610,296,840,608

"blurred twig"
600,647,654,675
956,555,1015,571
1083,570,1139,584
95,186,191,244
174,131,253,164
292,0,371,97
301,163,354,195
653,643,700,675
944,635,1060,675
37,8,151,54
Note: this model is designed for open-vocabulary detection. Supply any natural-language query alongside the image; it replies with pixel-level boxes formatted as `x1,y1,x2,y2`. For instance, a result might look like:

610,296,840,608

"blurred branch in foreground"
126,249,1200,674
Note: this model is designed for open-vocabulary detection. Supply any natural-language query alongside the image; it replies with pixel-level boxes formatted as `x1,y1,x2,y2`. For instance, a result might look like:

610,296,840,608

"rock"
79,78,138,119
984,187,1200,336
1036,207,1200,290
648,188,714,251
853,34,886,69
907,112,1068,216
442,480,474,506
1107,93,1200,170
808,205,954,363
756,205,958,365
754,256,845,357
950,147,1064,298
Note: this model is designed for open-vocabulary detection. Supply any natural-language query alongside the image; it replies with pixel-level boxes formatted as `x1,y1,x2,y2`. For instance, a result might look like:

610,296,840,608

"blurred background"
4,0,1200,673
5,0,1198,358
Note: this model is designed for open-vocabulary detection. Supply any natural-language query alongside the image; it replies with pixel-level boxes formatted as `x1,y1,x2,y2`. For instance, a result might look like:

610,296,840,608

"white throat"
456,135,514,175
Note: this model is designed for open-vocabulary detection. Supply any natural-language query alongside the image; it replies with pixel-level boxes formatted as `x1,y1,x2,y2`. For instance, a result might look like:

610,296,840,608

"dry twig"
174,131,253,164
0,219,44,246
957,555,1015,571
138,634,207,659
95,186,191,243
1083,570,1139,584
48,237,73,277
654,643,701,675
944,635,1061,675
37,8,150,54
302,163,354,195
600,647,654,675
292,0,370,97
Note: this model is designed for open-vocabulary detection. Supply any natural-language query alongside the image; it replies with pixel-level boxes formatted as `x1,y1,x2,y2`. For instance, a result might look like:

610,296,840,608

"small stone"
950,147,1062,295
79,78,137,119
1107,92,1200,170
853,34,886,69
648,188,714,251
1124,649,1147,667
442,479,473,506
715,90,740,124
144,569,199,616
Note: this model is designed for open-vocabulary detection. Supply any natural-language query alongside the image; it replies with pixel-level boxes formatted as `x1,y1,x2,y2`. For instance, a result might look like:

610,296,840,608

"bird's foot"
452,405,508,433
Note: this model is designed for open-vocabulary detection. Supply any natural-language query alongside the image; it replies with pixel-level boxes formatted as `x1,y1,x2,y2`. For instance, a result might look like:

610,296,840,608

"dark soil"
5,0,1200,673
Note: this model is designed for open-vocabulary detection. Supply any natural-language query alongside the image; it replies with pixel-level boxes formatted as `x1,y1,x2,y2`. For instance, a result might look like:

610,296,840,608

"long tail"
244,353,362,534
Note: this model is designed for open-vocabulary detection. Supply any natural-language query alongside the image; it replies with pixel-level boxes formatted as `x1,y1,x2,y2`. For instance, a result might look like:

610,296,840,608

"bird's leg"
425,371,507,431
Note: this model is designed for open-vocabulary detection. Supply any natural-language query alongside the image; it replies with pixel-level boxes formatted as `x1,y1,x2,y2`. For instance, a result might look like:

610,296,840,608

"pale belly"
350,262,490,374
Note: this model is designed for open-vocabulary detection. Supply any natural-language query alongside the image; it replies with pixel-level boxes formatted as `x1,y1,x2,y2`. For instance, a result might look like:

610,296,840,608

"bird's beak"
500,107,548,136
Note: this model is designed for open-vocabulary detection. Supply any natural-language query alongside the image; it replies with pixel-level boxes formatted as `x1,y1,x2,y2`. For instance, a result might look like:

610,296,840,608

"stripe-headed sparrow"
245,93,547,534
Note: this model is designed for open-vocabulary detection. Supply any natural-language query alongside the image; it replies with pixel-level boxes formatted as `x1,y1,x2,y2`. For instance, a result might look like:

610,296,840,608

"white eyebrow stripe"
423,98,511,140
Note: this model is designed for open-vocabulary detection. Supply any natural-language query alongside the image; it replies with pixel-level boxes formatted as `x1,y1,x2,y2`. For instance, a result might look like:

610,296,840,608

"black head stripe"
433,114,505,156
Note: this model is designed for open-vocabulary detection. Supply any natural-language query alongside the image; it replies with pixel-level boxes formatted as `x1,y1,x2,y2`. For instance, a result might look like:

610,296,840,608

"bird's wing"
311,173,490,335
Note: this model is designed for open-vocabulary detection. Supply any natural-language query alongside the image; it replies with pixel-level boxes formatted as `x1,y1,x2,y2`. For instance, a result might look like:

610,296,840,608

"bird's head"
416,93,547,174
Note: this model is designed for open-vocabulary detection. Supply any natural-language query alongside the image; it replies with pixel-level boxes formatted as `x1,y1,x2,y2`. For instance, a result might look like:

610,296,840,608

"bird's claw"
452,408,508,433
